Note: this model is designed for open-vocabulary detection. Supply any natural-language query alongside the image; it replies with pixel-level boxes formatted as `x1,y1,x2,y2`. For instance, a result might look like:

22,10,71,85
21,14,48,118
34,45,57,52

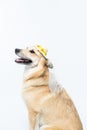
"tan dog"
15,45,83,130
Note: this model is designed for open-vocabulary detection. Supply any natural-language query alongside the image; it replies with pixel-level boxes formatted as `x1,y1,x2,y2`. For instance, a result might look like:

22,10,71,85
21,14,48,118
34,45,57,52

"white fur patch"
49,72,63,93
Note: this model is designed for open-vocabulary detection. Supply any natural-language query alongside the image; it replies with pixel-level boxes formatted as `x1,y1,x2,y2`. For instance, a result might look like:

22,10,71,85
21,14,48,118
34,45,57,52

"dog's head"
15,45,53,69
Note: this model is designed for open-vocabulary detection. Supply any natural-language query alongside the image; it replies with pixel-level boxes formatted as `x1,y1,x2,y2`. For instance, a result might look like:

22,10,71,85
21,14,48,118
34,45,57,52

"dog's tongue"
15,58,25,63
15,58,32,64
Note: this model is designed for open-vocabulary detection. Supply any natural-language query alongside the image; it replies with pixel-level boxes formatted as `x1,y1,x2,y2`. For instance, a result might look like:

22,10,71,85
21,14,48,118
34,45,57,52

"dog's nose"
15,48,21,54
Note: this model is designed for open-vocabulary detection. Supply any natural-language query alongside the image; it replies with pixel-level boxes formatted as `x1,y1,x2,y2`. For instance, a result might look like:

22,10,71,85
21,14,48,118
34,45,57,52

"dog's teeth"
15,58,24,63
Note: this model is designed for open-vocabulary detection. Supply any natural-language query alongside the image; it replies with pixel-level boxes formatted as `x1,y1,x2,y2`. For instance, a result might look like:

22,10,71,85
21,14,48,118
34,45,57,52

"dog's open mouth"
15,58,32,64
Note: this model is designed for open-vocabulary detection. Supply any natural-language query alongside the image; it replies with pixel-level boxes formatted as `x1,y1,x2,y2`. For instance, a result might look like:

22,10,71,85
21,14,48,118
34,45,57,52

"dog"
15,45,83,130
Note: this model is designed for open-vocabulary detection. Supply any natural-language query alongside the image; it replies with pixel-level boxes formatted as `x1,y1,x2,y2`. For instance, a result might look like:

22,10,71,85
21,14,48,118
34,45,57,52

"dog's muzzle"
15,48,32,64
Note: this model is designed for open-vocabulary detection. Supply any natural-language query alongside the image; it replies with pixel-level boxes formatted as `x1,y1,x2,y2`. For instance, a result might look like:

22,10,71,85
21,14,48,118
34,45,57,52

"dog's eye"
29,50,35,53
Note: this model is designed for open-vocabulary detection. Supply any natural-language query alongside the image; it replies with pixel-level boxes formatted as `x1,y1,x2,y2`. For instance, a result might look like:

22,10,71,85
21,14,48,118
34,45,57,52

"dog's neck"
22,65,63,93
22,65,49,89
23,65,38,80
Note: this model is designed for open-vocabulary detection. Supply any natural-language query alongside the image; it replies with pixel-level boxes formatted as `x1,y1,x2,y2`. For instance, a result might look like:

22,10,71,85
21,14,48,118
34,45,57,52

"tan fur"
15,46,83,130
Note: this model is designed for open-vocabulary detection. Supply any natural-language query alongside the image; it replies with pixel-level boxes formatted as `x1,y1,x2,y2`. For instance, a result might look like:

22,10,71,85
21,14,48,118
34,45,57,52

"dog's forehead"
26,45,47,59
27,46,37,50
27,46,40,55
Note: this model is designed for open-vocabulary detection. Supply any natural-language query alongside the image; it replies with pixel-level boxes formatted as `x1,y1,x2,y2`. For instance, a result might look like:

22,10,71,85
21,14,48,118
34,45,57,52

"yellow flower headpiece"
36,44,48,57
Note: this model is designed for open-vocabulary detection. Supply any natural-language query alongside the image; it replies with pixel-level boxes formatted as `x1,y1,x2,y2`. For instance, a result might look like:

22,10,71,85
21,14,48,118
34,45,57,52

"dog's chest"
22,89,40,110
22,87,49,111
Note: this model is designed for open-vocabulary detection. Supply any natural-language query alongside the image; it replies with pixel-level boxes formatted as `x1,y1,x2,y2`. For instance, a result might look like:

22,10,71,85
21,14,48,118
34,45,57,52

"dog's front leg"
28,108,37,130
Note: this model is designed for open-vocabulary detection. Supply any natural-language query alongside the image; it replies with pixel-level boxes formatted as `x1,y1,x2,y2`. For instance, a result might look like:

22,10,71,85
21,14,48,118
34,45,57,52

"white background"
0,0,87,130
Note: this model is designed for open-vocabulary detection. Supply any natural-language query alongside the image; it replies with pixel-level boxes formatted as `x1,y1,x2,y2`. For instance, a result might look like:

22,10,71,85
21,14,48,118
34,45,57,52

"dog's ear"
46,59,53,69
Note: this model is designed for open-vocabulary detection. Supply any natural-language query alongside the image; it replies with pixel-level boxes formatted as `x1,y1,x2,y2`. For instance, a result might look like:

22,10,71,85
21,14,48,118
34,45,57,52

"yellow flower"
36,44,48,57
